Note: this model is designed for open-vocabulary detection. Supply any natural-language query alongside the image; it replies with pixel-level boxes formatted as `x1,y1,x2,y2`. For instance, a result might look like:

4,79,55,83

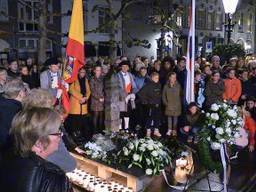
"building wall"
123,0,255,59
61,0,122,58
0,0,62,61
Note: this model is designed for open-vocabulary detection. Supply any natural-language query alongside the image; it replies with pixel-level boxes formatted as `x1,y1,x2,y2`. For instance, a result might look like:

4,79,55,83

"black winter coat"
0,152,73,192
0,96,22,149
137,81,162,105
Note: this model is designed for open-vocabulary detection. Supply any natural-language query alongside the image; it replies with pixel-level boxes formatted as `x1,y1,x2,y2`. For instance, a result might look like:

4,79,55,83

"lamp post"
222,0,239,44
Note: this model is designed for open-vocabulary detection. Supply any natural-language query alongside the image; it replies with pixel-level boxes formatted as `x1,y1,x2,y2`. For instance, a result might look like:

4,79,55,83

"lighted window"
177,16,182,27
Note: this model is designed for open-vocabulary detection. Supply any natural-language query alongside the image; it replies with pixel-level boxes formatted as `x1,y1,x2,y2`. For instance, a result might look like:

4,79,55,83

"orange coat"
244,116,256,146
69,79,91,115
223,78,241,102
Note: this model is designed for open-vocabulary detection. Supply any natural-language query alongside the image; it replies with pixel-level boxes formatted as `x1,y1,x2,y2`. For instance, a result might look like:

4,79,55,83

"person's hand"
130,93,136,101
80,97,87,104
241,95,246,100
249,145,255,152
75,147,86,154
183,126,191,133
56,89,63,99
99,98,104,102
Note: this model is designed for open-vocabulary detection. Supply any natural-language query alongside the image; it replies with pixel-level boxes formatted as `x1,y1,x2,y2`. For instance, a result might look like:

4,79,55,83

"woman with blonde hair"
22,88,79,172
0,108,72,192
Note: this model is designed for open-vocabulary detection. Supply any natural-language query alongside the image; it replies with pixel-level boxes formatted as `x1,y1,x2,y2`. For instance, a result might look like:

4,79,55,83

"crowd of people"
0,53,256,191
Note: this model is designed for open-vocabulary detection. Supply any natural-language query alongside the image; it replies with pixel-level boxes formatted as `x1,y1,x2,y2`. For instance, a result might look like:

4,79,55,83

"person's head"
187,102,199,115
134,56,141,65
78,67,86,78
211,55,220,69
194,71,202,82
139,67,147,77
45,57,60,73
23,88,54,109
203,65,212,75
20,65,29,76
238,69,248,81
26,57,33,66
177,56,186,70
119,61,130,73
212,71,221,82
196,57,202,65
163,56,175,70
3,79,26,101
150,72,159,83
237,58,245,68
168,72,177,84
141,57,149,66
10,107,62,158
154,60,161,71
93,65,102,78
227,68,236,79
246,97,255,110
229,57,238,67
0,67,7,85
8,59,19,73
252,67,256,77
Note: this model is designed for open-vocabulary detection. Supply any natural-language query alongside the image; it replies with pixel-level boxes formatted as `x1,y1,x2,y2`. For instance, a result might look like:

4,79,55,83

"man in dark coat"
7,59,20,79
0,79,25,149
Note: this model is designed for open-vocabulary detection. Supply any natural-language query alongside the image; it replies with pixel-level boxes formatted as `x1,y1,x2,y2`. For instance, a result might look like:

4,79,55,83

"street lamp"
222,0,239,44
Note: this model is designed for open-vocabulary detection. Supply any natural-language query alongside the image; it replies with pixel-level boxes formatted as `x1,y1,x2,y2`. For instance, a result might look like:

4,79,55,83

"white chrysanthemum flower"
206,113,210,117
146,158,151,165
123,147,129,156
133,154,140,161
225,127,232,134
219,138,226,143
139,146,146,152
216,127,224,135
231,119,237,125
152,150,158,157
147,144,154,151
211,113,219,120
145,169,153,175
223,103,228,108
207,137,211,141
211,142,221,150
227,109,237,118
211,103,219,111
128,143,134,150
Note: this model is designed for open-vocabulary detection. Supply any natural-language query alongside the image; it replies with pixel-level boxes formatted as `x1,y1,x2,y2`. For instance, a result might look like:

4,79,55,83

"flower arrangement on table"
83,142,107,161
117,138,171,176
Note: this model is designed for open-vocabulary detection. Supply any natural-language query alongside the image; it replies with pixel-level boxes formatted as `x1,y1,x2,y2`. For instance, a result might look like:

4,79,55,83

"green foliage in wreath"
197,139,222,173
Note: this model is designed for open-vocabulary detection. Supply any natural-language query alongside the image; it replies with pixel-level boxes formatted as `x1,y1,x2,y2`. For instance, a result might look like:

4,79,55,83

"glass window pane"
19,22,25,31
26,23,34,31
28,39,34,49
19,40,26,48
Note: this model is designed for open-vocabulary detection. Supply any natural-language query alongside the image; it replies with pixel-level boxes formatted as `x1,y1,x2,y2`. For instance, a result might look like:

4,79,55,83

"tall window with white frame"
98,7,111,33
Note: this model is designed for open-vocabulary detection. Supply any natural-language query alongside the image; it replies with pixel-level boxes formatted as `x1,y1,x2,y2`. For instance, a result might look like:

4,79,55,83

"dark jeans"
92,111,104,134
145,105,161,130
180,126,200,138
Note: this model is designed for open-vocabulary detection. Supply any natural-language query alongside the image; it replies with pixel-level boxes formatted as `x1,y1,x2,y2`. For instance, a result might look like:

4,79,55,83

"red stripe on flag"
66,38,85,64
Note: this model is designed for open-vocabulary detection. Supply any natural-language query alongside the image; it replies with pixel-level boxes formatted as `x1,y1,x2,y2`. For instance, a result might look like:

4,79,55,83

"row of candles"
66,168,133,192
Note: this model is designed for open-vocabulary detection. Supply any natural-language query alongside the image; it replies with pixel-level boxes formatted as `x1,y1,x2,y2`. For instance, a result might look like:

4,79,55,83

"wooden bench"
71,152,155,192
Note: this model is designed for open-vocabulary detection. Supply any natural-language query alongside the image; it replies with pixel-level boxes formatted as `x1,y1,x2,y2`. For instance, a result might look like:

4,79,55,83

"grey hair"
3,78,25,99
